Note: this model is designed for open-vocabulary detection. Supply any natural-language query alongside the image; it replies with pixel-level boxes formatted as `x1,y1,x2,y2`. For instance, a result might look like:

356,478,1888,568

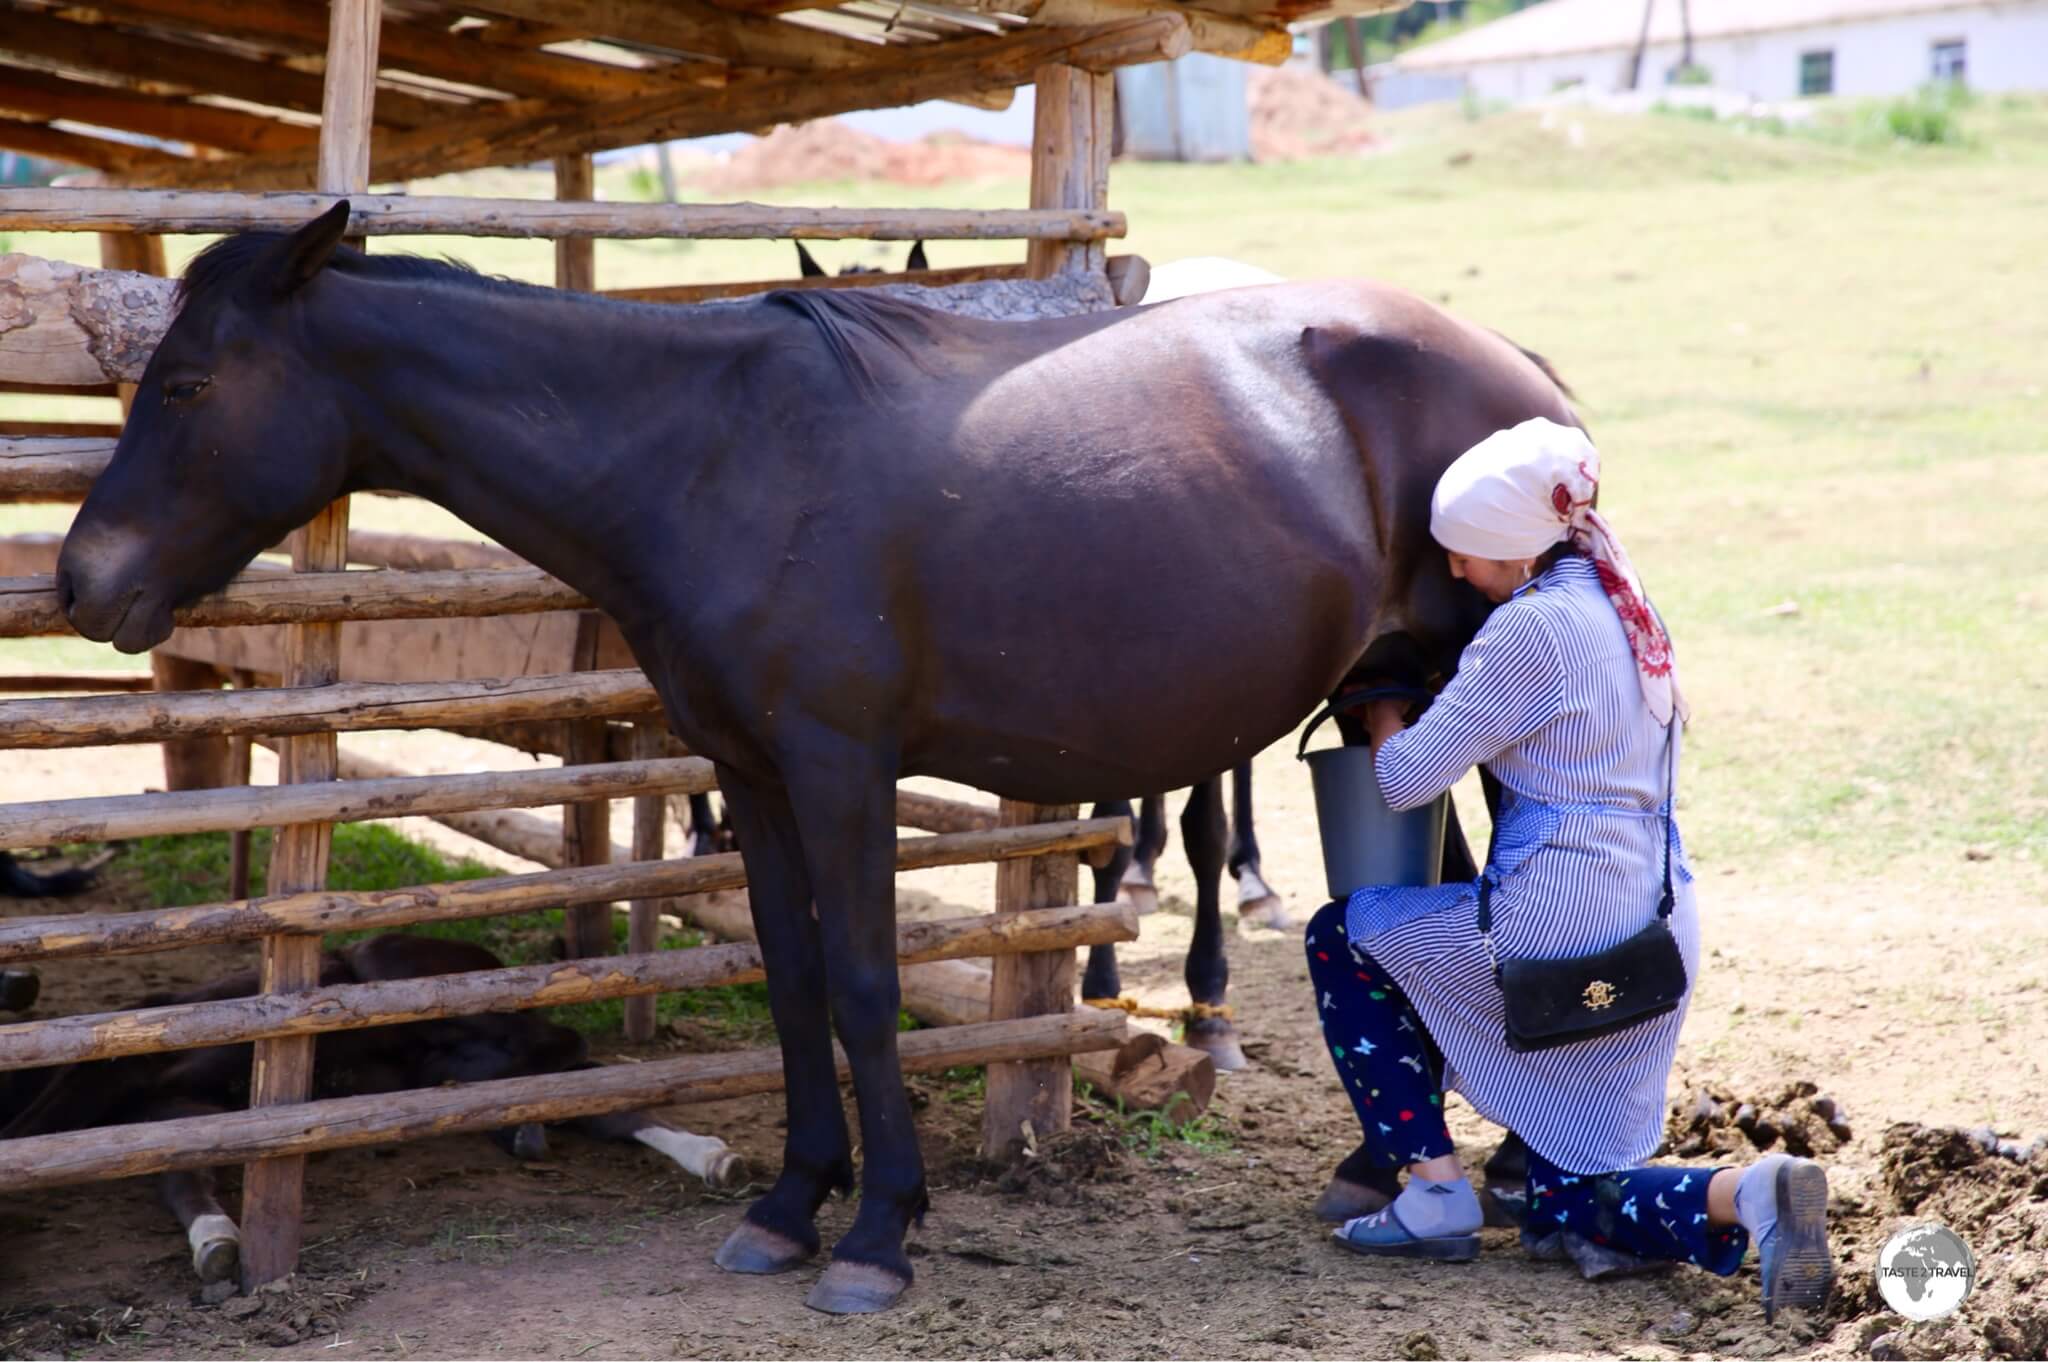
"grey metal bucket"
1297,692,1448,900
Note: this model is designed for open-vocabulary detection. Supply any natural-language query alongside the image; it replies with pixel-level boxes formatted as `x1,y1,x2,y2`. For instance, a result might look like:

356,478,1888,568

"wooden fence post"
981,800,1081,1160
561,613,613,958
1025,64,1112,281
624,723,666,1043
554,154,596,293
238,0,378,1291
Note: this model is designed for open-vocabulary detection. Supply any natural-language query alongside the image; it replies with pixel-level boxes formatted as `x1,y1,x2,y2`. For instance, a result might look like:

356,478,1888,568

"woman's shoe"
1757,1158,1832,1323
1331,1207,1480,1262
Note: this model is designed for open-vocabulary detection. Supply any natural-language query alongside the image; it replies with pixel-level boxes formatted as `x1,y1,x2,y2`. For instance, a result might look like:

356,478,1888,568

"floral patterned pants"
1306,900,1748,1273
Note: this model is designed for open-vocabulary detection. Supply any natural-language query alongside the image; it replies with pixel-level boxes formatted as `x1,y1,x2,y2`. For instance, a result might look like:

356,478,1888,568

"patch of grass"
936,1063,986,1106
94,825,776,1041
1077,1083,1233,1159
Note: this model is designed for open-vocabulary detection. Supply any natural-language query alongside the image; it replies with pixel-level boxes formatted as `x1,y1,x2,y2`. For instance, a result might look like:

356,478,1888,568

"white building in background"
1387,0,2048,106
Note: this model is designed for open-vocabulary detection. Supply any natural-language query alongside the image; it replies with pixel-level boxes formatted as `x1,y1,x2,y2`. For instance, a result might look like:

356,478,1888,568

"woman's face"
1446,551,1536,604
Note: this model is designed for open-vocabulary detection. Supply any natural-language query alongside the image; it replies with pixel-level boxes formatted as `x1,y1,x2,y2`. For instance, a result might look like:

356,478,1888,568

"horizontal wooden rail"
343,531,523,572
0,190,1127,243
0,437,109,503
0,669,659,750
0,671,153,694
0,817,1133,963
0,901,1137,1070
0,566,588,638
605,254,1151,308
0,756,717,849
0,1010,1126,1190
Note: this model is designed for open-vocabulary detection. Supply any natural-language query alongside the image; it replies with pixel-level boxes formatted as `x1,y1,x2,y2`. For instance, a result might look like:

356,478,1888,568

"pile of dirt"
0,1267,371,1357
1665,1078,1856,1159
1827,1122,2048,1359
691,121,1028,192
1248,64,1375,162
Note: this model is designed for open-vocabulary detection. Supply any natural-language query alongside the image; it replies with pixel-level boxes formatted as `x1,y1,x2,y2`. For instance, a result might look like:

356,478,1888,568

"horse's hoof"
1481,1183,1528,1229
1313,1175,1395,1224
1118,864,1159,917
194,1235,240,1285
804,1261,909,1315
510,1122,549,1161
1183,1018,1247,1072
1236,892,1293,932
715,1221,813,1275
187,1214,241,1285
0,969,39,1013
703,1149,751,1192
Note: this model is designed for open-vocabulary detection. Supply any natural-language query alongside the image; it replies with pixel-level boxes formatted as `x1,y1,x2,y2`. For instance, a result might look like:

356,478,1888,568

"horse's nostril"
54,569,76,617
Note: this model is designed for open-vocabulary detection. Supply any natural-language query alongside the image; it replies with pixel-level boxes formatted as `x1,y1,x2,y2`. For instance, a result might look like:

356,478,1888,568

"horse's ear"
906,240,928,273
276,200,353,295
795,241,825,278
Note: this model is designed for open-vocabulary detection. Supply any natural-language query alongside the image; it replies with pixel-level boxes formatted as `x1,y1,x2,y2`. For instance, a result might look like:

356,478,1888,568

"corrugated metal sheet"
1116,54,1252,162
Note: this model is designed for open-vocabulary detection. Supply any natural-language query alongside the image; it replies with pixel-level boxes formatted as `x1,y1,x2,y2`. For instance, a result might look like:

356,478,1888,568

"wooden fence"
0,24,1133,1289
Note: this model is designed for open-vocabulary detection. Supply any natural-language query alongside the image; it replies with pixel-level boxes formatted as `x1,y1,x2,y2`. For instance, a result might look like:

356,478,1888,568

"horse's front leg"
784,739,925,1315
1081,798,1135,1002
1226,760,1291,930
1180,777,1246,1070
712,768,851,1276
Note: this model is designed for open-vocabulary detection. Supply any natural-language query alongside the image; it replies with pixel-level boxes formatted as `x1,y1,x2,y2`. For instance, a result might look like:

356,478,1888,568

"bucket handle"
1296,685,1436,761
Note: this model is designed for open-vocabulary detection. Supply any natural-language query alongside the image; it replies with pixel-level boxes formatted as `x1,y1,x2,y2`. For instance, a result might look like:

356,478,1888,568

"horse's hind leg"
685,792,720,857
1081,799,1135,1002
163,1165,240,1285
1119,794,1168,916
711,769,848,1279
1179,778,1245,1071
570,1108,748,1190
150,1097,240,1284
1227,761,1291,930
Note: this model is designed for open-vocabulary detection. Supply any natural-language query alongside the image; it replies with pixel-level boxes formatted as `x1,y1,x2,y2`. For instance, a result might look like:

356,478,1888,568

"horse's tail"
1496,331,1577,404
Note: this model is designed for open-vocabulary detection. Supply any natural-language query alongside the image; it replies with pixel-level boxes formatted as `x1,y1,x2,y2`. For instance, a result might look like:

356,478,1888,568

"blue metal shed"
1114,53,1252,163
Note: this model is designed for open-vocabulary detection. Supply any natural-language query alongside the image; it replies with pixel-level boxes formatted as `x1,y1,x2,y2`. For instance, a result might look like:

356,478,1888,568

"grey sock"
1391,1175,1483,1239
1734,1154,1792,1242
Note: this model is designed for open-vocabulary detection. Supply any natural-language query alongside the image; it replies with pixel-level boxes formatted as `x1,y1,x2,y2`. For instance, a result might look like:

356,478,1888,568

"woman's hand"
1365,697,1409,750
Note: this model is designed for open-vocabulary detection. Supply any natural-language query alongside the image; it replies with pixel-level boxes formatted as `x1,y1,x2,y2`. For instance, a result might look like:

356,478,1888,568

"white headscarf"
1431,417,1689,726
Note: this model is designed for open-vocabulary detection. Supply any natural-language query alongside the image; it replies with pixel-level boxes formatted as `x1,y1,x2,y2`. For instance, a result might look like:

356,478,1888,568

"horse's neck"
337,281,765,631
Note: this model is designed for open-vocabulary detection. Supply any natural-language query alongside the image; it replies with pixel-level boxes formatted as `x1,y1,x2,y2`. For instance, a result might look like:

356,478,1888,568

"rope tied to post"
1082,996,1234,1024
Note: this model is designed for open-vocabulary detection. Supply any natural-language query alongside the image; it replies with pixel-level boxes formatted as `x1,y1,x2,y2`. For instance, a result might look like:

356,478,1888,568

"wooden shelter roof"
0,0,1407,188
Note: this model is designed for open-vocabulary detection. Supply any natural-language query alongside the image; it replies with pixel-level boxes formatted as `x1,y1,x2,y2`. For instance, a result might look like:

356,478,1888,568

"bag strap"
1656,718,1677,919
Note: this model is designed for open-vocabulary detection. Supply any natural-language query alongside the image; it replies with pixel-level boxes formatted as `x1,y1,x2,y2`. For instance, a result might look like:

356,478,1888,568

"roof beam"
0,9,447,129
0,65,317,154
0,114,190,174
78,0,719,103
122,15,1191,190
455,0,883,72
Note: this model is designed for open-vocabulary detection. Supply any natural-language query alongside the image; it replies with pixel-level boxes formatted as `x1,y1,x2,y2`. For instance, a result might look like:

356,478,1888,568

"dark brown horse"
57,203,1574,1313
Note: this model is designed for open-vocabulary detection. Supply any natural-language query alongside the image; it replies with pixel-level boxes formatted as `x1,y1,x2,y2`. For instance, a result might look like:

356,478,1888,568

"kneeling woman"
1305,418,1831,1321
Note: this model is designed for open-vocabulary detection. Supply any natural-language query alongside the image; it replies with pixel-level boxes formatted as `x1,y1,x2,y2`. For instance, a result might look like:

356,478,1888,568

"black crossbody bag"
1478,726,1687,1054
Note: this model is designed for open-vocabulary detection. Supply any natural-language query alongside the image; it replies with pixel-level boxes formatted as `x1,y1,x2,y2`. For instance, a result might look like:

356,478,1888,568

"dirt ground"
1,734,2043,1360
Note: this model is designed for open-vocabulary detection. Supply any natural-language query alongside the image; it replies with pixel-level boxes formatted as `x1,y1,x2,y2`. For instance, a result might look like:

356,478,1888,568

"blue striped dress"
1345,553,1699,1174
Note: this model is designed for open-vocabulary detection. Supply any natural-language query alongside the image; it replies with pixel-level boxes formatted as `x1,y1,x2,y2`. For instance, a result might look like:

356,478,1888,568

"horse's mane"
181,233,944,399
762,287,946,398
177,231,562,308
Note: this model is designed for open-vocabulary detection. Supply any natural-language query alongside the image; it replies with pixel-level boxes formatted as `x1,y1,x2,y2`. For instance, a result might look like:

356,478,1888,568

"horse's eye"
163,377,211,403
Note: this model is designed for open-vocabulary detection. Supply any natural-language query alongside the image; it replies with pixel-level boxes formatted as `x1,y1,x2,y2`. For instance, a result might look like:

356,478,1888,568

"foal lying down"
0,933,745,1285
